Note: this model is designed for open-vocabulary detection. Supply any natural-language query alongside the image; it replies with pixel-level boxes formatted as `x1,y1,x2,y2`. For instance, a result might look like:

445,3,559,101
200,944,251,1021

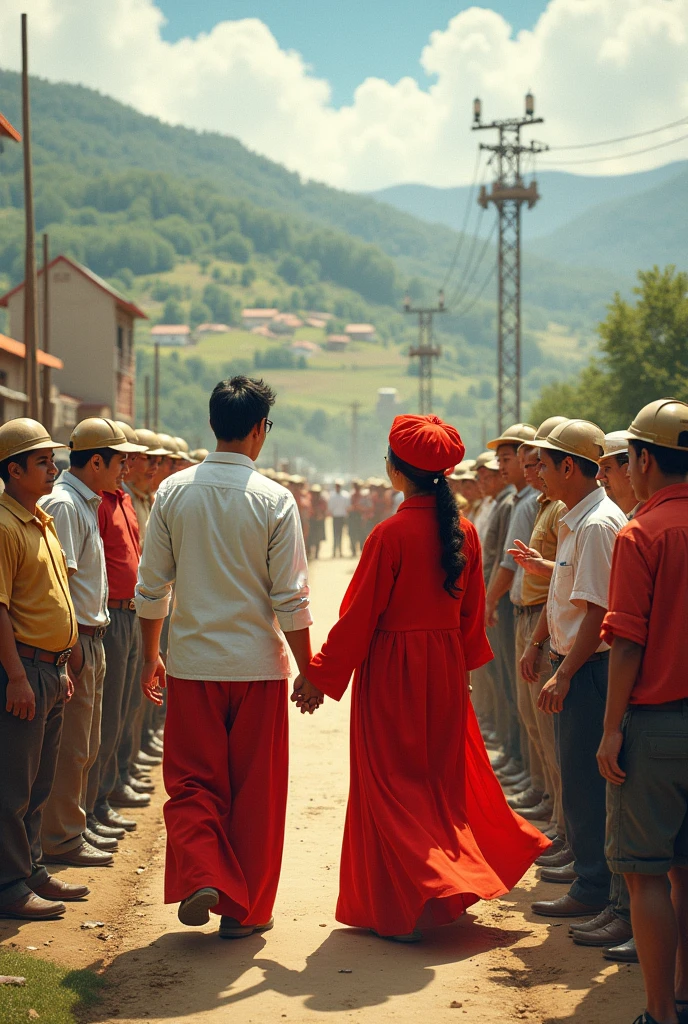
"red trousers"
163,677,288,924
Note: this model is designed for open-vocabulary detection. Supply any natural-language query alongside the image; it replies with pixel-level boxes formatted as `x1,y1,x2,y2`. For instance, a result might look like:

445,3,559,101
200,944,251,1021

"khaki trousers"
42,635,106,854
514,607,564,835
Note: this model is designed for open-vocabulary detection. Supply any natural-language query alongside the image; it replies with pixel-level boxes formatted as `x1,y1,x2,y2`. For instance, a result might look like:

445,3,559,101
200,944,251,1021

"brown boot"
0,892,66,920
31,876,90,902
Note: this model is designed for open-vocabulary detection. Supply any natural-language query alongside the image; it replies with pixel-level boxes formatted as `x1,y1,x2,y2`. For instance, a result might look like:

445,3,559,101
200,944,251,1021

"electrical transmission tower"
404,291,446,414
472,92,547,430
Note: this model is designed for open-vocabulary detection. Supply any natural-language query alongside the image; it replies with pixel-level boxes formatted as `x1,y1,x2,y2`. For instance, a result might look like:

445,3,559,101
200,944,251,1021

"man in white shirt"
327,480,350,558
136,376,313,940
526,419,627,921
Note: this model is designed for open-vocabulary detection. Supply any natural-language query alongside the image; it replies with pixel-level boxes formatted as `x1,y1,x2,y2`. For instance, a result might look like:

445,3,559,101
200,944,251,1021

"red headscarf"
389,415,465,473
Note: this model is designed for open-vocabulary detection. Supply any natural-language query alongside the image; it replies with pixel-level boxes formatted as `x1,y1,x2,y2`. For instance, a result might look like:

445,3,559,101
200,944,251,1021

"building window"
117,325,124,354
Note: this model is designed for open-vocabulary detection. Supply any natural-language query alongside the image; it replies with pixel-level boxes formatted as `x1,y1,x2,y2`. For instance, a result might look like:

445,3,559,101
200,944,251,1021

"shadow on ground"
85,914,528,1019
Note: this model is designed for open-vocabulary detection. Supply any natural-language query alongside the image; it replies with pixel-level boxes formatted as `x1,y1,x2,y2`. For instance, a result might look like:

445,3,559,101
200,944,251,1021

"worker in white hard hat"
597,399,688,1023
0,419,87,921
595,431,639,518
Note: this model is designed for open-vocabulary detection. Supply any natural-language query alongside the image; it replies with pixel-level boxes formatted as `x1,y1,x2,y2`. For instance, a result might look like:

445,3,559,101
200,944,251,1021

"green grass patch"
0,950,104,1024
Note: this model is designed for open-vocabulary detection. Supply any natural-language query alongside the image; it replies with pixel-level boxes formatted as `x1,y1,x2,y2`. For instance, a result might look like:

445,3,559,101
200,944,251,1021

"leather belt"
550,649,610,664
16,642,73,667
78,624,109,639
630,699,688,713
108,599,136,611
514,602,546,617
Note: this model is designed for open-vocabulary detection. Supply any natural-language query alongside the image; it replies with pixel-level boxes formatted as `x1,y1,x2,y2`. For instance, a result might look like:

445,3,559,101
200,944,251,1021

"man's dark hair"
613,452,629,468
0,451,30,484
209,376,276,442
70,447,119,470
629,438,688,477
548,447,598,479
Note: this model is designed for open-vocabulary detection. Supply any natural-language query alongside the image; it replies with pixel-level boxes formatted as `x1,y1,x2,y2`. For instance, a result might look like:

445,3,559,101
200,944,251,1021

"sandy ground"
1,544,645,1024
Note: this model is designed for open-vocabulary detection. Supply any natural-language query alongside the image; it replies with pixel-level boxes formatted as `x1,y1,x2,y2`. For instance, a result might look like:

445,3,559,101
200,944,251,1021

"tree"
215,231,253,264
189,301,212,329
530,266,688,429
160,297,185,324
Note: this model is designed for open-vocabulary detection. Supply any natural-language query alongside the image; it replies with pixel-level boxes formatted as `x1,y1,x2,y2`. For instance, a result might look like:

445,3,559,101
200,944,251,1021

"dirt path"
1,550,645,1023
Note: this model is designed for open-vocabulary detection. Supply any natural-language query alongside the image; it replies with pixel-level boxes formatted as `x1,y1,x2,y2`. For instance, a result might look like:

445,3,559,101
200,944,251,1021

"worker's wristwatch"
531,637,548,650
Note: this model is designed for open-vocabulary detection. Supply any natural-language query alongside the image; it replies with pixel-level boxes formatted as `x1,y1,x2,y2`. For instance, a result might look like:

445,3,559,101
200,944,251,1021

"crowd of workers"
0,385,686,1024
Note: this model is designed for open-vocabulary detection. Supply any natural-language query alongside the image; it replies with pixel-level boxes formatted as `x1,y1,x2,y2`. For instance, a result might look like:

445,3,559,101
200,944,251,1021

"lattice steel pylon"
472,94,547,431
404,293,446,414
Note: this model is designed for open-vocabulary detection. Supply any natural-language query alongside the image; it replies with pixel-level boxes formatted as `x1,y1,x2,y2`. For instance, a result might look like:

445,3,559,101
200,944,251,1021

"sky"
1,0,687,192
157,1,549,107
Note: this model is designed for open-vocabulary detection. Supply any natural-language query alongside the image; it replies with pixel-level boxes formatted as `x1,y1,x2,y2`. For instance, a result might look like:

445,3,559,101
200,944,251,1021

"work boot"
536,843,573,868
84,828,119,852
508,787,544,810
94,802,137,832
0,892,66,920
87,814,126,840
519,800,554,821
539,863,577,884
569,905,615,935
603,937,638,963
571,915,632,947
43,841,114,867
178,887,219,927
127,776,155,794
219,916,275,940
110,783,151,808
30,876,90,901
531,894,606,918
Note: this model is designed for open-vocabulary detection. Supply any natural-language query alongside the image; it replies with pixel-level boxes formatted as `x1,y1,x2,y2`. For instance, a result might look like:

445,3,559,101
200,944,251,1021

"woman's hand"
291,674,324,715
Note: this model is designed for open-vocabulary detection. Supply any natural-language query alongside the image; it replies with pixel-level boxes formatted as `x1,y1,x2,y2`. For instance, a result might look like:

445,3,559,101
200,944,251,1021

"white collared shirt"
40,472,109,629
547,487,627,656
327,490,350,517
135,452,312,681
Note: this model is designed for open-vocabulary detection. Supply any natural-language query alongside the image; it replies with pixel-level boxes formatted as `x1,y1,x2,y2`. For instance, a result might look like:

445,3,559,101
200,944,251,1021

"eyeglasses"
265,419,273,434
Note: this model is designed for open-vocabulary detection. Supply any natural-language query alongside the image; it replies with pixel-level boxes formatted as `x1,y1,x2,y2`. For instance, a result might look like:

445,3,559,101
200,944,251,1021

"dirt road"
1,549,644,1023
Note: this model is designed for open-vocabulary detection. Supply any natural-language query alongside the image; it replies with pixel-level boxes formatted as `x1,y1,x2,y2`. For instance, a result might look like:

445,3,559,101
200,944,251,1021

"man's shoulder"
40,481,80,512
587,495,627,529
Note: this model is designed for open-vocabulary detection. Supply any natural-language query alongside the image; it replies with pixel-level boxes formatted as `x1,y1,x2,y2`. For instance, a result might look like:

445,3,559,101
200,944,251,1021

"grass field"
0,950,103,1024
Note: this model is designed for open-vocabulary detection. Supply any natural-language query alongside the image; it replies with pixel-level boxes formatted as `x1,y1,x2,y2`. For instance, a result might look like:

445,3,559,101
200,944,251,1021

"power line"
446,217,497,310
441,148,485,291
541,129,688,166
548,114,688,152
452,261,497,319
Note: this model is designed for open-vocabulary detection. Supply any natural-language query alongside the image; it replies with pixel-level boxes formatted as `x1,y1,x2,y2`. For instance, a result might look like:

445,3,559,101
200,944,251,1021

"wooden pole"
41,233,51,432
144,374,150,429
21,13,39,420
153,343,160,431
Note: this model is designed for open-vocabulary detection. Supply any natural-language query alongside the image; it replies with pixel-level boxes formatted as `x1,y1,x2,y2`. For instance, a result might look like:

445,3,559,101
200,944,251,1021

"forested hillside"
0,69,620,327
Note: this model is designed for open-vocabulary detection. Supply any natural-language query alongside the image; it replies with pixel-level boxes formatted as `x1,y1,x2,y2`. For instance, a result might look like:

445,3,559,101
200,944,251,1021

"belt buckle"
56,648,72,667
128,599,136,612
94,625,107,640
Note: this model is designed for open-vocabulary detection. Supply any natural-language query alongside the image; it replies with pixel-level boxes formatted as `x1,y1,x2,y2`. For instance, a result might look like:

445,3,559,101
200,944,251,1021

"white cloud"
1,0,687,190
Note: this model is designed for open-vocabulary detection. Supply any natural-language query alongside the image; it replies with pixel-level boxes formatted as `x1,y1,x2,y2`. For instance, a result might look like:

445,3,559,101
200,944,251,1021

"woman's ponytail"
387,448,467,597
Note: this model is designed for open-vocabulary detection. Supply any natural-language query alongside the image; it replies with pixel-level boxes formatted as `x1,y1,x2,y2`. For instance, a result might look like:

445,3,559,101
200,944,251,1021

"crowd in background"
1,393,686,1024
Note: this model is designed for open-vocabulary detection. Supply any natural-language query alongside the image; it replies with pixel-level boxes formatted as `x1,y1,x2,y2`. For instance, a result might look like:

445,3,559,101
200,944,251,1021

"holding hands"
291,674,325,715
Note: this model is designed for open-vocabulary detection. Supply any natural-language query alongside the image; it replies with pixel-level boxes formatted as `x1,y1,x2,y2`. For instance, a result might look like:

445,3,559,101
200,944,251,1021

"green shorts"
606,704,688,875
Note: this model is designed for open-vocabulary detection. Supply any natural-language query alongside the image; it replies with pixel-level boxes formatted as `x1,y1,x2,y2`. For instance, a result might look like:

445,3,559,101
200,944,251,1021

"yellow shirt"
0,492,78,652
521,494,567,607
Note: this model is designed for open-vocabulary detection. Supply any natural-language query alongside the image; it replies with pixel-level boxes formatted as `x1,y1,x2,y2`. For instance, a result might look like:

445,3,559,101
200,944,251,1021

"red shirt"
602,483,688,704
98,489,141,601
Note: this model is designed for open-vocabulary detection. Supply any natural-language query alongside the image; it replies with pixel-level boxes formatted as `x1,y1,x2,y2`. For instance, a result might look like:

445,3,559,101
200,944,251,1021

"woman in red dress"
293,414,549,941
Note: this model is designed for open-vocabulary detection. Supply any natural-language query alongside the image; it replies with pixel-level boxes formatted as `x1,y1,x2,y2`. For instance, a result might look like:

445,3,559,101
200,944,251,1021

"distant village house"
0,332,63,424
241,308,278,330
325,334,350,352
150,324,191,347
345,323,376,342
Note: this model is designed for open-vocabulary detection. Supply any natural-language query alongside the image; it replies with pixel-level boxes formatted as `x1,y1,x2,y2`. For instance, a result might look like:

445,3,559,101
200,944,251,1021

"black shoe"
87,814,126,840
603,936,638,964
676,1001,688,1024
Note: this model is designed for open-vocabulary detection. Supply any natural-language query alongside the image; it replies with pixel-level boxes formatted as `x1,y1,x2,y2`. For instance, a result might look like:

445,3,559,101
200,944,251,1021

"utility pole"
41,233,51,432
153,342,160,431
350,401,361,477
21,14,39,420
473,92,547,430
144,374,151,429
404,291,446,414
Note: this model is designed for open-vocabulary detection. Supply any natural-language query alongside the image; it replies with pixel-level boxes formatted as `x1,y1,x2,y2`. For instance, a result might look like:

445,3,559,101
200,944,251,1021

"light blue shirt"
500,485,539,605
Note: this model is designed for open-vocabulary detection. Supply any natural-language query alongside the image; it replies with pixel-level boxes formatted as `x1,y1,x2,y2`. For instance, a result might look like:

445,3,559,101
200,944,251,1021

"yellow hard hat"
535,415,569,442
157,433,182,459
620,399,688,452
487,422,537,450
70,417,147,453
133,428,168,455
0,417,67,463
174,436,190,455
115,421,140,446
537,418,605,464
